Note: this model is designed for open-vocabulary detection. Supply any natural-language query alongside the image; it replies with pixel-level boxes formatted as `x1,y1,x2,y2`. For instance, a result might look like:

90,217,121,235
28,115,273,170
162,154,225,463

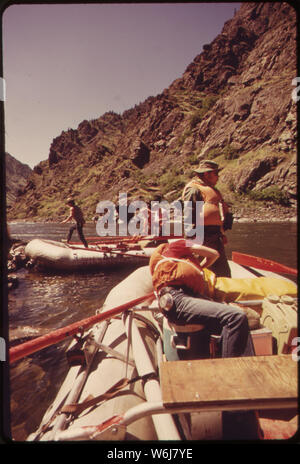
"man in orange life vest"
182,159,233,277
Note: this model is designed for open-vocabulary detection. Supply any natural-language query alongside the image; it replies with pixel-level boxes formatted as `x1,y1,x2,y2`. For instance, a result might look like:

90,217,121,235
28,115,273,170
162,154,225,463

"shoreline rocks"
7,241,29,291
231,203,297,223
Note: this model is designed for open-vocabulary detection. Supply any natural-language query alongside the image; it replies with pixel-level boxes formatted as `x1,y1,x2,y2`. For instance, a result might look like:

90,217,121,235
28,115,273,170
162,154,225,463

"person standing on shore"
182,159,232,277
61,198,88,248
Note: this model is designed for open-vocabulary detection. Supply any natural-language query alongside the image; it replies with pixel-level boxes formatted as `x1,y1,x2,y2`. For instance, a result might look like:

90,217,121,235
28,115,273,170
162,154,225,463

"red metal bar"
9,292,155,364
68,235,183,246
232,251,297,276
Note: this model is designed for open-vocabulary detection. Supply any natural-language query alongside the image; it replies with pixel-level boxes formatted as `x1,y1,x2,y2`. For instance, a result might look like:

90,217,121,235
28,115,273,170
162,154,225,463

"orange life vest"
149,243,216,298
150,244,297,304
182,178,229,226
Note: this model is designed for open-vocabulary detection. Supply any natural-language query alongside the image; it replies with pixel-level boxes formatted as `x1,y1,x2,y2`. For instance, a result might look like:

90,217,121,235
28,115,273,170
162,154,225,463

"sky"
2,2,239,169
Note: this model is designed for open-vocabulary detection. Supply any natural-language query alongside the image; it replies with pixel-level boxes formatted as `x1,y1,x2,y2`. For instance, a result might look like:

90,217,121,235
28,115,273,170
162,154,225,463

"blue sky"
2,2,239,168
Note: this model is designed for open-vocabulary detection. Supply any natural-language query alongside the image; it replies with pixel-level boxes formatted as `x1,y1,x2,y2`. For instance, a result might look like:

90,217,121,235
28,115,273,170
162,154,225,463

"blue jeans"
165,288,255,358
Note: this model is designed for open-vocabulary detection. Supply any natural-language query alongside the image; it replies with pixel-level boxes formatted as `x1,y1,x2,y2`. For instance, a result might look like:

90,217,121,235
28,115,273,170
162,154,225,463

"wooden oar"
9,292,155,364
232,251,297,276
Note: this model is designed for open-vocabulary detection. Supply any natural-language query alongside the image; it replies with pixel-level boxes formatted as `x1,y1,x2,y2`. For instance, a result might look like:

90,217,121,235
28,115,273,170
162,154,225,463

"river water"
5,221,298,441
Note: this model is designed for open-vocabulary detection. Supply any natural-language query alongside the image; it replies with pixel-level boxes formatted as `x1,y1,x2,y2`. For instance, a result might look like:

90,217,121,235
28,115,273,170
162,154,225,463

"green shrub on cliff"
160,168,186,195
247,186,290,206
189,94,218,129
206,144,239,160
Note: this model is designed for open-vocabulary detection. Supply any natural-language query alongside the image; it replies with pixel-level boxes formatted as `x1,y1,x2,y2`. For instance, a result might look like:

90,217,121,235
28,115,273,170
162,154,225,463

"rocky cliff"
7,2,297,222
5,152,32,208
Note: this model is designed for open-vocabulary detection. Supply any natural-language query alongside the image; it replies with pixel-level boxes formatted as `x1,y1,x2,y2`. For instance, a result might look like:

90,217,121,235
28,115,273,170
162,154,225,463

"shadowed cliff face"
7,2,297,221
5,153,33,207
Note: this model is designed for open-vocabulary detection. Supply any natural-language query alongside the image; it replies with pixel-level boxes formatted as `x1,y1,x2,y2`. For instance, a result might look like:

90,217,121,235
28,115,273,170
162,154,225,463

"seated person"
150,238,297,357
149,239,255,358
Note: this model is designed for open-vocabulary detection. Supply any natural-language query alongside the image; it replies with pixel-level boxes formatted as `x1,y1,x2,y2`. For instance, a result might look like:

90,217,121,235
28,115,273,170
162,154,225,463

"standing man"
61,198,88,248
182,159,233,277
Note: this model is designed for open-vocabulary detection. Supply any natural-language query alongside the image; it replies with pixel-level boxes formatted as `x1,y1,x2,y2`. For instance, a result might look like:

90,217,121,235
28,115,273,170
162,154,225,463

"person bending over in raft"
149,238,297,358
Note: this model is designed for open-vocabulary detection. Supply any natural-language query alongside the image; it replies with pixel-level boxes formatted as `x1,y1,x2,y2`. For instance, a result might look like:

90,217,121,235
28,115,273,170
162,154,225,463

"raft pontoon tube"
25,239,153,271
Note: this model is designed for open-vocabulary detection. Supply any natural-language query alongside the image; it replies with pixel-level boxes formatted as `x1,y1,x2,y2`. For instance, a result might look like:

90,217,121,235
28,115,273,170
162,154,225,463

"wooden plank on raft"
160,355,298,412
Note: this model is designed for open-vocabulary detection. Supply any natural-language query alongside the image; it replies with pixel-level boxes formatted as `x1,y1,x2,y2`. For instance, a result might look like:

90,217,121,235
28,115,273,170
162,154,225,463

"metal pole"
123,312,180,440
44,321,109,440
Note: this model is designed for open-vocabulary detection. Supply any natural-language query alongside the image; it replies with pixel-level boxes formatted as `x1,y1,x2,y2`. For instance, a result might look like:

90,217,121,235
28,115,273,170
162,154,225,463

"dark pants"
164,287,255,358
204,226,231,277
67,223,88,248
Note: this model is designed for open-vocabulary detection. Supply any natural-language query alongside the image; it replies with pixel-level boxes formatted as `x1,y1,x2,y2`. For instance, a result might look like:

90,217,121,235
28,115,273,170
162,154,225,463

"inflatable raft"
25,239,154,271
20,252,298,442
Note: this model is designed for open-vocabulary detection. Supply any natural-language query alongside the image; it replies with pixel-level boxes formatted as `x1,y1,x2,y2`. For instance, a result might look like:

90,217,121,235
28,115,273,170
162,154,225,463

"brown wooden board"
160,355,298,412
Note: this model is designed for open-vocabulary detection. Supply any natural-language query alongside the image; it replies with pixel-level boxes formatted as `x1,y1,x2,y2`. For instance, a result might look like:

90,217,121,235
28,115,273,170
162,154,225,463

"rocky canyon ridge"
6,2,297,223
